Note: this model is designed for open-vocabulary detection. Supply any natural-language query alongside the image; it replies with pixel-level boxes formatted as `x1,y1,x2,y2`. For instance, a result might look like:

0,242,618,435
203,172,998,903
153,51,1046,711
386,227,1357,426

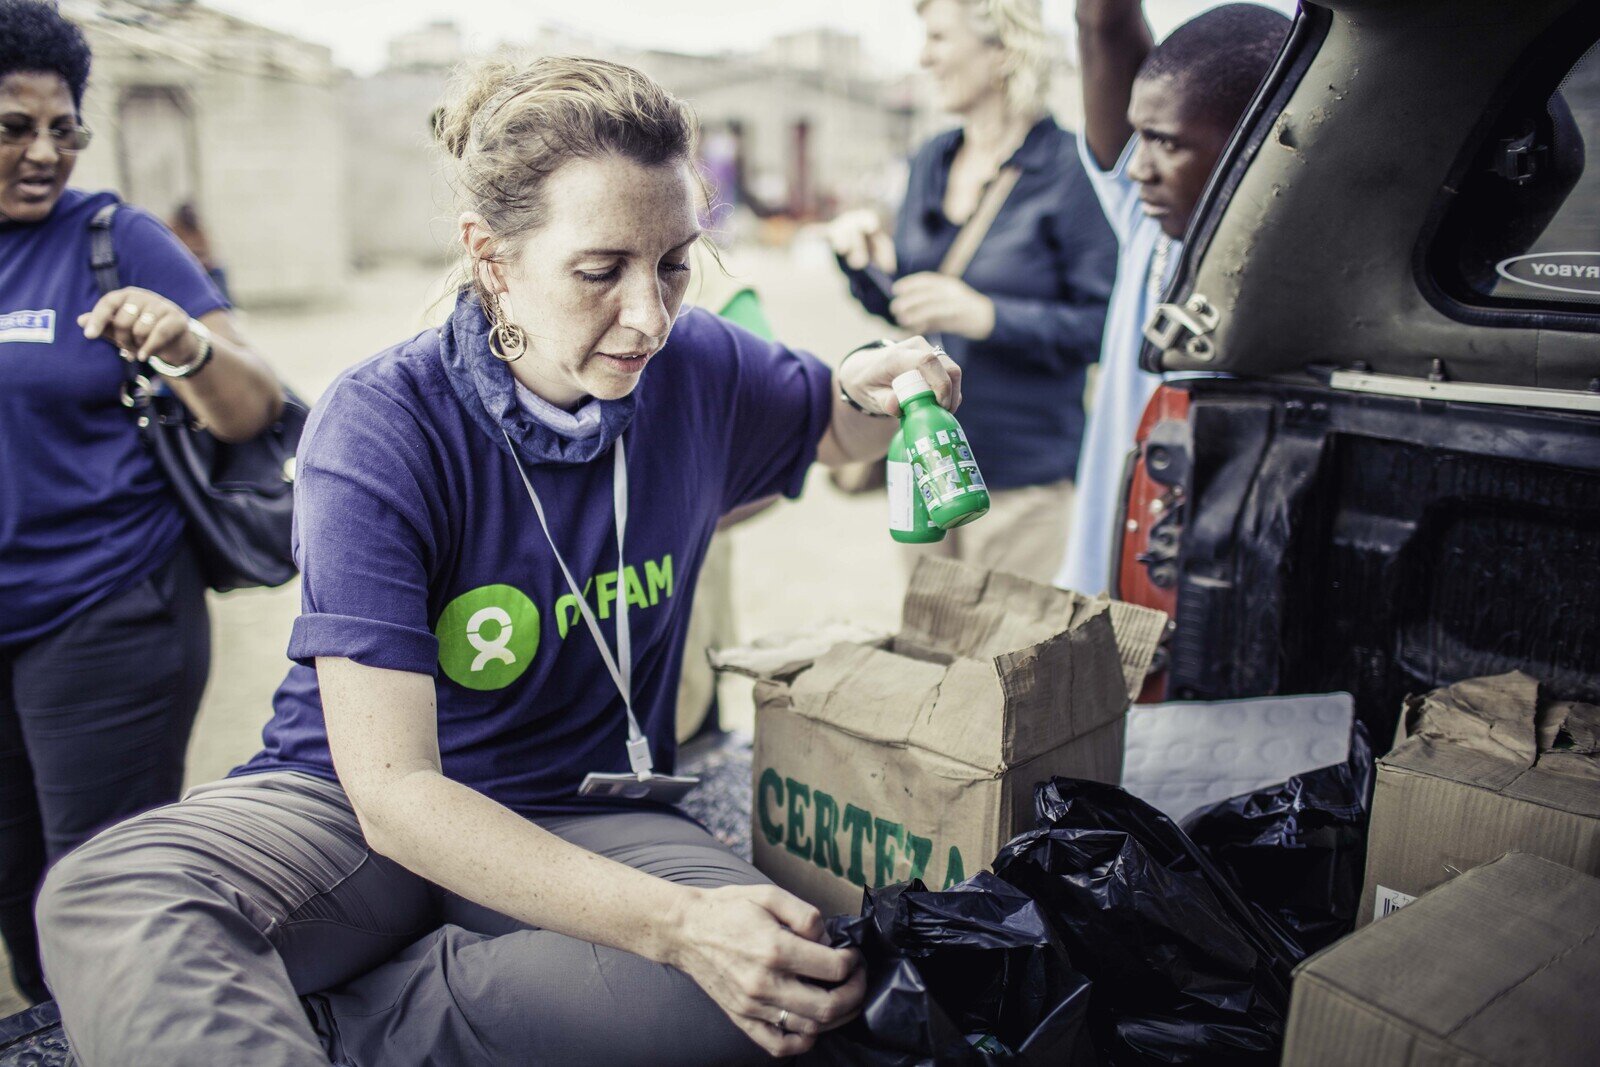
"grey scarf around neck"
439,289,636,466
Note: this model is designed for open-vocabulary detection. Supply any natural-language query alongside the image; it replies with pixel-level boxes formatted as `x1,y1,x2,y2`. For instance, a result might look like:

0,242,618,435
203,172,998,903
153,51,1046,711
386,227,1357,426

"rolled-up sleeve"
285,378,443,675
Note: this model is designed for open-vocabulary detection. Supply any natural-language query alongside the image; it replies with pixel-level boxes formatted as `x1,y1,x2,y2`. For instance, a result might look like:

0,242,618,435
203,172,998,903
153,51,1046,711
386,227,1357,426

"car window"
1432,36,1600,312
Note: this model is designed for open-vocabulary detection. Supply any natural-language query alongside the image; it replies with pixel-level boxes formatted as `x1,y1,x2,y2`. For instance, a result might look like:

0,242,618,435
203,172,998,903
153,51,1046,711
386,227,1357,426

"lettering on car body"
1495,251,1600,296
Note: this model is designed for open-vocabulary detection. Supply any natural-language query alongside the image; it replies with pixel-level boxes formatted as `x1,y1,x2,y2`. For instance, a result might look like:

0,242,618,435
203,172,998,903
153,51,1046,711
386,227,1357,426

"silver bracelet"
145,318,214,380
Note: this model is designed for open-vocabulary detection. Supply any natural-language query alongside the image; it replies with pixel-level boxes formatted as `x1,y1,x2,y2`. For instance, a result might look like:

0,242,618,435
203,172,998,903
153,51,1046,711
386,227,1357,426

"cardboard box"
714,558,1165,917
1283,852,1600,1066
1358,672,1600,927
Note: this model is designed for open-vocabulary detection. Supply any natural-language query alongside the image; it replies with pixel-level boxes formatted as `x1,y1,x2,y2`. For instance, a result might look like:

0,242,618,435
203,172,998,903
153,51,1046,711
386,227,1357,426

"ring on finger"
777,1008,790,1033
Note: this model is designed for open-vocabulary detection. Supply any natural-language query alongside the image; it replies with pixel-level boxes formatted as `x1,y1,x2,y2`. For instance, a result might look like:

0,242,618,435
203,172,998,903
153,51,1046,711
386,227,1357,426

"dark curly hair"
0,1,93,109
1138,3,1289,133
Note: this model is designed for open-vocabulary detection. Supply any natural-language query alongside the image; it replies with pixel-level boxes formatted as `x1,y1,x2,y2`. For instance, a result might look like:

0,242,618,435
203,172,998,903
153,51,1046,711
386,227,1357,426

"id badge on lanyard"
503,429,700,804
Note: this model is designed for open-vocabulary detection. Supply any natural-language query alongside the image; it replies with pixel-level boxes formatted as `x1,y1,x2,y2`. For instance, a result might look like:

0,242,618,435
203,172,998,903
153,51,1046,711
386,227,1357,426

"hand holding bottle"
837,336,962,418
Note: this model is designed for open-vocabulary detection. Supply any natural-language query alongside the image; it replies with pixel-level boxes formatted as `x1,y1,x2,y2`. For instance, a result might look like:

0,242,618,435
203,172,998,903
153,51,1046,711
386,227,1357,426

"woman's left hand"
889,273,996,341
79,286,202,368
838,335,963,418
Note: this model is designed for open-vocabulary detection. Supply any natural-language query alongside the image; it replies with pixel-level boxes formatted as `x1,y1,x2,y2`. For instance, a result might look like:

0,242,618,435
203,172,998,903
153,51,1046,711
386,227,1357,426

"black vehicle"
1117,0,1600,740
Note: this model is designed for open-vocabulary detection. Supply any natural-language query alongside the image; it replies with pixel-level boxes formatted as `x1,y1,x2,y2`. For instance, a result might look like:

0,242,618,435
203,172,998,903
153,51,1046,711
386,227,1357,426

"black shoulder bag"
91,201,309,592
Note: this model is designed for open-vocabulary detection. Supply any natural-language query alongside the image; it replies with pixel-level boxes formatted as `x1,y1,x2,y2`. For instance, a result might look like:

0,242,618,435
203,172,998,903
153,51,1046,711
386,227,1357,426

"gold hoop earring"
488,293,526,363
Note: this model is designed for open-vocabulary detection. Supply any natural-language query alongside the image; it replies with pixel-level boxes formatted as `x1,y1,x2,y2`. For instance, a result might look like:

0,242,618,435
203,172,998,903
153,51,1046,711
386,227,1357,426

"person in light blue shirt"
1056,0,1290,594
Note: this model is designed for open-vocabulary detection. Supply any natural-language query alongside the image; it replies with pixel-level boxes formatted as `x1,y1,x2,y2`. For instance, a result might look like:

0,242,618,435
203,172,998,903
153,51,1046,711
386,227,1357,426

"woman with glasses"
0,0,283,1006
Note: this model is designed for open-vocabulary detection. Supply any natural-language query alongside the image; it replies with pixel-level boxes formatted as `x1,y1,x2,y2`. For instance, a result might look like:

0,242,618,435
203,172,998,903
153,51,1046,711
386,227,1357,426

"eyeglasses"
0,119,93,153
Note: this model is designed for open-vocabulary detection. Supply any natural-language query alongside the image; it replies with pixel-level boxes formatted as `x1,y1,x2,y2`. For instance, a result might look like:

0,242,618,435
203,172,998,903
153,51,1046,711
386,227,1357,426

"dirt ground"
1,239,916,1015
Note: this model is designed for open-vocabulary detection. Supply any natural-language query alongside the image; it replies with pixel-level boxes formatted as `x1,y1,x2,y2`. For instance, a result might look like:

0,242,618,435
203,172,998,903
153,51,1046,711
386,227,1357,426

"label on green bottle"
887,459,914,531
911,426,986,510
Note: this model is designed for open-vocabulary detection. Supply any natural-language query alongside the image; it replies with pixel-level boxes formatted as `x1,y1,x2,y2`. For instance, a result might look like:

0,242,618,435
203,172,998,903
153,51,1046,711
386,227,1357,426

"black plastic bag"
0,1000,69,1067
803,871,1097,1067
1182,724,1374,953
991,779,1298,1066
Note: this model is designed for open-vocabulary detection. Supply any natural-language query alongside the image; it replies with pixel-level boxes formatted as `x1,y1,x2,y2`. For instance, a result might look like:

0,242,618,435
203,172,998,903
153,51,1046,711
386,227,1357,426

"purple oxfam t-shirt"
236,295,832,814
0,190,228,646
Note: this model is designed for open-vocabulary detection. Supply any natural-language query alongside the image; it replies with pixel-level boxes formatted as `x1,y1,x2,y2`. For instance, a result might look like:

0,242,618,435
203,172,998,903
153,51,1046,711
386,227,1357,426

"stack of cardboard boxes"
1283,672,1600,1063
1284,852,1600,1065
1357,671,1600,924
721,562,1600,1062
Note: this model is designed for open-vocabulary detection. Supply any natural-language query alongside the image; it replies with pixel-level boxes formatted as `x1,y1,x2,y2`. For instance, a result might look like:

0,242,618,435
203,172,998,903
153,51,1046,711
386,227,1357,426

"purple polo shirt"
236,295,831,814
0,190,227,646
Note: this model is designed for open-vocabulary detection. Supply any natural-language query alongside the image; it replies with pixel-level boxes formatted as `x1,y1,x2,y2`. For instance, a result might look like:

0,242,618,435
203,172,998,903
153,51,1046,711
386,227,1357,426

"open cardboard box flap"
707,621,890,685
718,559,1164,915
781,617,1131,771
1389,671,1600,812
712,559,1166,704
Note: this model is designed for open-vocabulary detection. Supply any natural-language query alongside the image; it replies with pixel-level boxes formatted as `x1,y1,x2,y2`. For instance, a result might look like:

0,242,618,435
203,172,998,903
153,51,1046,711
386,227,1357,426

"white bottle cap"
892,369,934,405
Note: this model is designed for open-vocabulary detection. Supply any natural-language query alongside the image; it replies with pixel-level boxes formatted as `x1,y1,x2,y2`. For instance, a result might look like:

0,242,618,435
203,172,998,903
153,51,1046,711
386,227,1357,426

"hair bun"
432,54,523,159
433,53,701,305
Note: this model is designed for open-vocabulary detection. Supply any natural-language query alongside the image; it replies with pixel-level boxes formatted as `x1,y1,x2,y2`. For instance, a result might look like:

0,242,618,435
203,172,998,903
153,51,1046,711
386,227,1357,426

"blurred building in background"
60,0,348,304
636,43,918,228
54,2,1081,300
344,20,922,265
330,12,1082,271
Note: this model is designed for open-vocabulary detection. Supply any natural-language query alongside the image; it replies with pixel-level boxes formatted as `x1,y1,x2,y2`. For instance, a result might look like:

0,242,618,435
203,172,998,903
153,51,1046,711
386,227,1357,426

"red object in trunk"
1115,384,1191,702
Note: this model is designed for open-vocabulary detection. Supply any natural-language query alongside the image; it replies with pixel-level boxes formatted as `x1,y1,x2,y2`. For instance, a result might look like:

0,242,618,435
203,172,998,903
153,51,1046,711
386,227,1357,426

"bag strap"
936,164,1022,281
89,200,160,413
88,201,120,297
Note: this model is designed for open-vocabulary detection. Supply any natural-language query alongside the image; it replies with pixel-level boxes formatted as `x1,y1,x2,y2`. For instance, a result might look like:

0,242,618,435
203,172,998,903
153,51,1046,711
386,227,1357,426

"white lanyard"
502,429,654,779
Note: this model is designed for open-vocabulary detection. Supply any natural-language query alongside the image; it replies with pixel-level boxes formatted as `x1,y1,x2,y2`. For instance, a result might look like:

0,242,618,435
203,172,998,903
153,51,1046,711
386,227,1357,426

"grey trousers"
36,771,769,1066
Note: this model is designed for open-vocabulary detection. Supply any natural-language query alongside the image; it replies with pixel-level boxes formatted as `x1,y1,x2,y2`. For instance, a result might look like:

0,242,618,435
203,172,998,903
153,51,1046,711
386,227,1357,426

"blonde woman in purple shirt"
38,54,962,1066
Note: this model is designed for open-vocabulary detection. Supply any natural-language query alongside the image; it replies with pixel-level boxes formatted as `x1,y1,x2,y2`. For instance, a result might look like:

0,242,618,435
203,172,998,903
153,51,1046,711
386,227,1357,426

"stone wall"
342,67,456,266
64,1,348,306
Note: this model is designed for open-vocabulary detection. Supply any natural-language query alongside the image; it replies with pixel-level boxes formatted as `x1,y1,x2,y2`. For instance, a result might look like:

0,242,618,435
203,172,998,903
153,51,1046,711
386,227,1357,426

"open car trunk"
1123,0,1600,741
1161,378,1600,741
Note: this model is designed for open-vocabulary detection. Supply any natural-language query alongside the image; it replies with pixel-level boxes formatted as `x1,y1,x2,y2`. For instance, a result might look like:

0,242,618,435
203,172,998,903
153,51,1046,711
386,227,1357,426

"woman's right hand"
667,883,866,1058
826,209,896,273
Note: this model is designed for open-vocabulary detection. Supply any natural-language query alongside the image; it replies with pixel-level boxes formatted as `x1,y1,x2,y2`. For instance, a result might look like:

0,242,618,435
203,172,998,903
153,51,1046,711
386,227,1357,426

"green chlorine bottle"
894,369,990,529
887,423,946,543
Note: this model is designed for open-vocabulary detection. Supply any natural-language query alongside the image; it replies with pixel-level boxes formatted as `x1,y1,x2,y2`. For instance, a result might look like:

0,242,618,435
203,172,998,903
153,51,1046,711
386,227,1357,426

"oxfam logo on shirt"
436,584,540,691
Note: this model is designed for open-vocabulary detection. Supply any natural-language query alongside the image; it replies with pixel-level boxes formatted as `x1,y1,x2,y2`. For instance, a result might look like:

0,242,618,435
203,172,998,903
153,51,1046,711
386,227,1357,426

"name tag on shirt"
578,771,701,804
0,309,56,345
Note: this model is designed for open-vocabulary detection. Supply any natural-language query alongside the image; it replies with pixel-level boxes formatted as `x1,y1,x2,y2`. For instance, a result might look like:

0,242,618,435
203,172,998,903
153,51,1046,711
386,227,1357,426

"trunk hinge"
1144,294,1220,362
